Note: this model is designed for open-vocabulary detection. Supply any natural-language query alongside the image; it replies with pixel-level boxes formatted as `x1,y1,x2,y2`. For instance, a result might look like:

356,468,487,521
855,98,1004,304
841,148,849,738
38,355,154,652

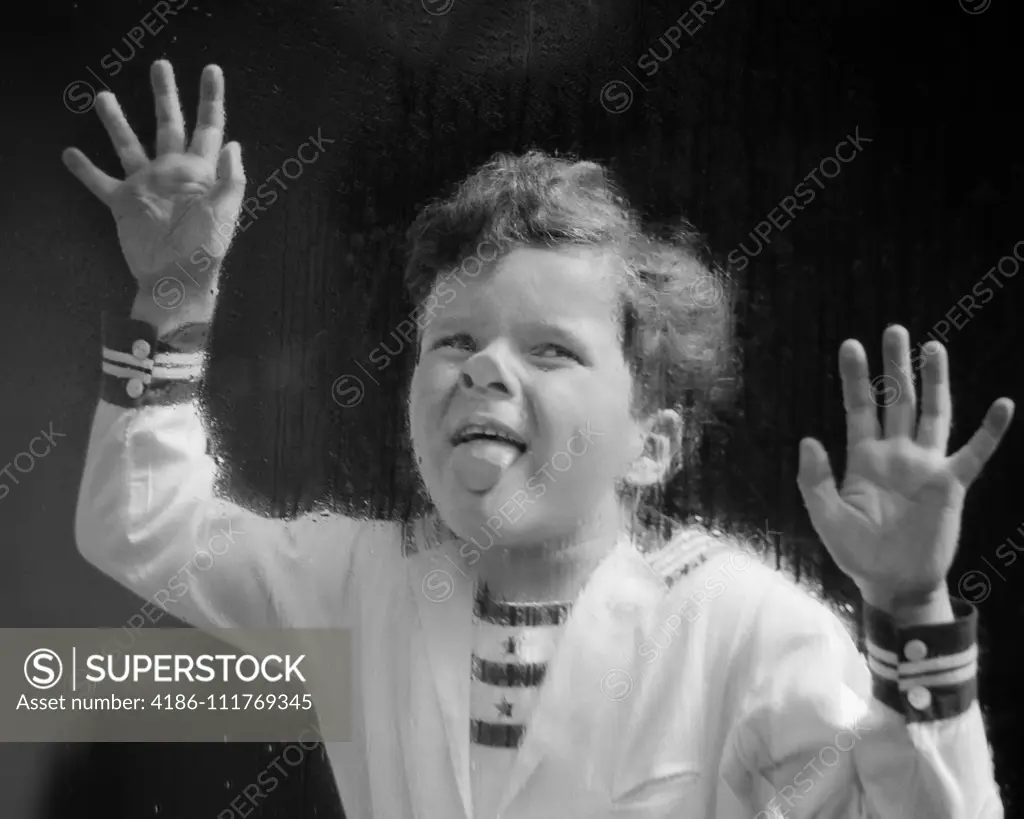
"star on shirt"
502,636,518,655
495,698,514,718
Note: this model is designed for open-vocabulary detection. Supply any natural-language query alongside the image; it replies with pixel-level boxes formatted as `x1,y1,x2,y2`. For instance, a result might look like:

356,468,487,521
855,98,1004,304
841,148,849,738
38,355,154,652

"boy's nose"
460,353,513,396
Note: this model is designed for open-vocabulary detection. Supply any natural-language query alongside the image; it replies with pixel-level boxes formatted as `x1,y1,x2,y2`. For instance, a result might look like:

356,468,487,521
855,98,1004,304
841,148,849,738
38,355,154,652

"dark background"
1,0,1022,816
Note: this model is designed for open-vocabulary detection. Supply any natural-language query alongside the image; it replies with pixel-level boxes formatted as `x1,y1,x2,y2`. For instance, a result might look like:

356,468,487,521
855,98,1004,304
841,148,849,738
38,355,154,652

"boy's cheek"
411,358,463,400
408,371,454,432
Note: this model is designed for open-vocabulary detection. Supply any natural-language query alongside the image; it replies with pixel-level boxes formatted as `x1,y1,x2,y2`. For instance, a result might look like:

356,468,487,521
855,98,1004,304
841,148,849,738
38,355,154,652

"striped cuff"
864,598,978,723
100,314,208,408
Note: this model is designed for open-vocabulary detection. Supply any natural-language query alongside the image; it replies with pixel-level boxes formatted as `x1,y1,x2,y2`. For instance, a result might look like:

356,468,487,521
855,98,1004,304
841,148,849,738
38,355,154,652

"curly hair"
403,150,740,502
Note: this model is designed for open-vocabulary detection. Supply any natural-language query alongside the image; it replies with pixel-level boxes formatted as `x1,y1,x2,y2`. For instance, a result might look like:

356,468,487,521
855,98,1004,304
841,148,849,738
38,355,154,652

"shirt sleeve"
721,578,1003,819
75,313,367,649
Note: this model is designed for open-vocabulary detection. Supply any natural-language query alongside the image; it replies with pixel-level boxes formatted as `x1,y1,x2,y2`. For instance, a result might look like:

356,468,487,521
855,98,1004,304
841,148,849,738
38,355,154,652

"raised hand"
62,61,245,323
796,325,1014,618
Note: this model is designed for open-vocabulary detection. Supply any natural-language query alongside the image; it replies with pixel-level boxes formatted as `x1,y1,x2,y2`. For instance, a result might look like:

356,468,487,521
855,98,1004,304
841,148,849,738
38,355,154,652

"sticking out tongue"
452,440,521,493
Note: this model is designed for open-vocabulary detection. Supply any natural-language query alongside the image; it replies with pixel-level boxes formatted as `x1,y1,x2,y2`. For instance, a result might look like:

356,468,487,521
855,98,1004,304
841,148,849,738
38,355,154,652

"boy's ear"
623,408,684,487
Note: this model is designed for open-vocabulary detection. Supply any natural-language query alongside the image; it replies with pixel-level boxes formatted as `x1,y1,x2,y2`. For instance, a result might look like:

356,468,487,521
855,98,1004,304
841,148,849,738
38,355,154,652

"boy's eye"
534,343,581,362
433,333,475,352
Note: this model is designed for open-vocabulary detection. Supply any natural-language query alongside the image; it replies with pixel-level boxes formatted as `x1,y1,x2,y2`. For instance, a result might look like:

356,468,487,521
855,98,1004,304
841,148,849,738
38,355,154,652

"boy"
65,61,1012,818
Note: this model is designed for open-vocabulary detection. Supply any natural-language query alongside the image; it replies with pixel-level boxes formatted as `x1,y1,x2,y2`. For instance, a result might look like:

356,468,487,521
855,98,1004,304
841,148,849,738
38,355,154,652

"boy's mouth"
447,417,529,494
450,419,528,453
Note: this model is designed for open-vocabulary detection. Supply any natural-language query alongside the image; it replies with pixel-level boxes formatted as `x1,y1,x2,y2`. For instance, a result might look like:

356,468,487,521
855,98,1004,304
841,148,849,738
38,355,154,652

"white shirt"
75,326,1005,819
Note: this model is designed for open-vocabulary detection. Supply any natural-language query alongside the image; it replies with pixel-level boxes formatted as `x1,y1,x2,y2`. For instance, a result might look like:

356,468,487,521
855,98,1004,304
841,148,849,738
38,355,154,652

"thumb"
796,437,840,512
210,141,245,211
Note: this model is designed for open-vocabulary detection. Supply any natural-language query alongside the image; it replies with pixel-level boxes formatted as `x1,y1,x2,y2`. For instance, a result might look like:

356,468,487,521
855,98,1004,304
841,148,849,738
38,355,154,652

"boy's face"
408,246,650,550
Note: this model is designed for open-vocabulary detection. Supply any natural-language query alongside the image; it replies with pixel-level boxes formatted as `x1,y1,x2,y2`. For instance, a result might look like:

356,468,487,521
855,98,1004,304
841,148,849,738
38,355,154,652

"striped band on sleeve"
100,313,209,408
864,597,978,723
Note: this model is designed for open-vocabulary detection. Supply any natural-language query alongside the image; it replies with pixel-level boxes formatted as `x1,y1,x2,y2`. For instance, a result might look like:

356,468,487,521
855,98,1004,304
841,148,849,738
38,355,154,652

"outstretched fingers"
210,142,246,212
796,437,846,541
61,147,119,204
152,61,186,155
839,339,881,446
916,341,952,452
949,398,1015,488
94,92,148,175
189,65,226,160
881,325,917,438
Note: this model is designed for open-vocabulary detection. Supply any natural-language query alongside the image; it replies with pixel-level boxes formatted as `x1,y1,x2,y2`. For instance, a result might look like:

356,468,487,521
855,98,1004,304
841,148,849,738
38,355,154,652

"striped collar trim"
474,582,573,627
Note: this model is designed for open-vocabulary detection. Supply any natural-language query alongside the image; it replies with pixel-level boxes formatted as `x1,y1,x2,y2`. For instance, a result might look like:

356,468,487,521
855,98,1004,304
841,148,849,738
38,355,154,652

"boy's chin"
443,484,525,519
437,487,541,543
